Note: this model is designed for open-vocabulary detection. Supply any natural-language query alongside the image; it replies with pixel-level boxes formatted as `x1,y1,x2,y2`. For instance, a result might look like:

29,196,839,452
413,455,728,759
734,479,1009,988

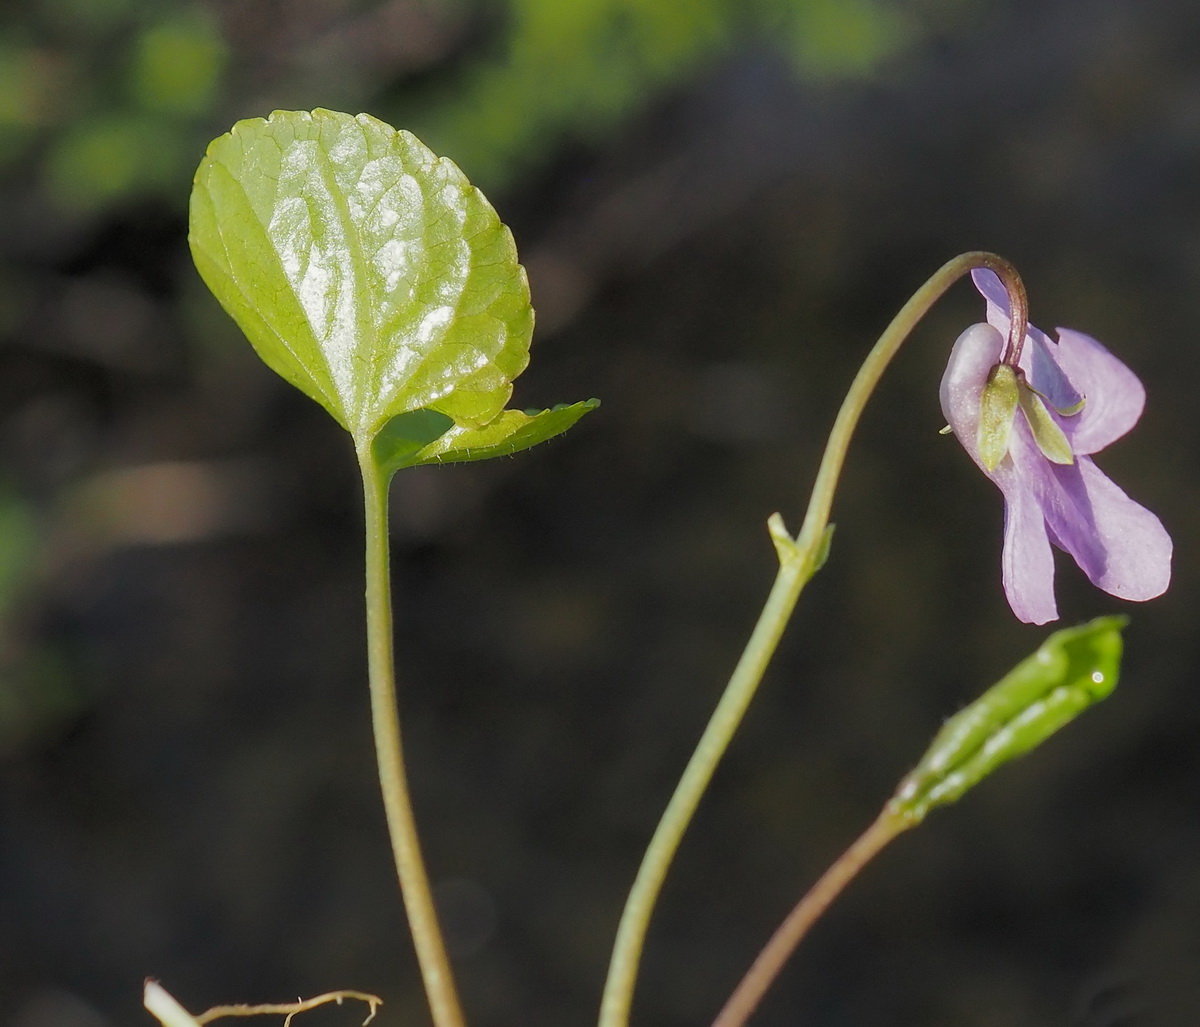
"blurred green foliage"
0,488,37,616
45,113,186,209
0,0,921,208
0,487,81,757
0,4,224,208
408,0,916,186
131,14,226,115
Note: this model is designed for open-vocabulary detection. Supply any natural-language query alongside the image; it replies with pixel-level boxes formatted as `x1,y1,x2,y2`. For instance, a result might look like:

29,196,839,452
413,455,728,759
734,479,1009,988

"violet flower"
940,269,1171,624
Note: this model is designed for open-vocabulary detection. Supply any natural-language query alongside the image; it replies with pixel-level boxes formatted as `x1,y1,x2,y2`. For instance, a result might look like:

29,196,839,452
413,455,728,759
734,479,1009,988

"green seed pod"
890,616,1126,824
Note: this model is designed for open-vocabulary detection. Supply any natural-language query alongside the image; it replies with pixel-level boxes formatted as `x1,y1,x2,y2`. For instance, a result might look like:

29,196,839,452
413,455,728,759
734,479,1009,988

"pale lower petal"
995,464,1059,624
972,268,1017,323
942,323,1059,622
940,322,1003,469
1051,328,1145,454
1026,334,1083,413
1027,451,1172,601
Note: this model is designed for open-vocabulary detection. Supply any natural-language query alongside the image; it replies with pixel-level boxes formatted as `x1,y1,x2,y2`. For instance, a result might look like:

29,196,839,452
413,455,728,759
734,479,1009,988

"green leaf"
890,616,1126,824
373,400,599,476
370,408,456,473
188,109,534,444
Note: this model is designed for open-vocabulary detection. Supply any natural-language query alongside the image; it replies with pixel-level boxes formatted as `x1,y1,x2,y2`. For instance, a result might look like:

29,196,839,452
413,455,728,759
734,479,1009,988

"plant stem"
598,251,1015,1027
710,808,909,1027
794,250,1022,554
358,448,466,1027
598,556,812,1027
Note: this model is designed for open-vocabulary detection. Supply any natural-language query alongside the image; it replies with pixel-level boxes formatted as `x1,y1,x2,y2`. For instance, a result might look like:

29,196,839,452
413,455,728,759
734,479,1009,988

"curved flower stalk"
941,269,1171,624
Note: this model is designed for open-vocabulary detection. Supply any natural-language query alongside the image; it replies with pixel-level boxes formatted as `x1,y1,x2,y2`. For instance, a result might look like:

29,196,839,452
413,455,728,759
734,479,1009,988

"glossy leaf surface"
891,616,1125,823
189,108,534,443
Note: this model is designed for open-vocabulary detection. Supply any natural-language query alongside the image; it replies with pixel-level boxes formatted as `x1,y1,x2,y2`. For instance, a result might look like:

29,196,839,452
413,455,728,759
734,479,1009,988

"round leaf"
189,109,534,443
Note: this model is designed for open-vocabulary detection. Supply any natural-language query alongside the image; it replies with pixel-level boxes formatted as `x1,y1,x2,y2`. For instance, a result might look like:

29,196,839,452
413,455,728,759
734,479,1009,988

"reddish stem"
710,808,910,1027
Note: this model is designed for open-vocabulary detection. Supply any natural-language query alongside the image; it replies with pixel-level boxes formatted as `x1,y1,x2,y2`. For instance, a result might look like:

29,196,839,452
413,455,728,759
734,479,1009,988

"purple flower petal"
1050,328,1145,454
970,269,1057,356
1026,335,1084,414
994,460,1059,624
1010,428,1172,601
971,270,1145,453
942,325,1059,623
941,302,1171,623
970,267,1013,319
940,322,1004,469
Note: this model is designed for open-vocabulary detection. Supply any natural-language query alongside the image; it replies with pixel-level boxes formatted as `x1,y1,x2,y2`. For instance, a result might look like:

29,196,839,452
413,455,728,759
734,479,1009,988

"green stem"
598,251,1015,1027
794,250,1023,554
358,447,466,1027
709,808,909,1027
598,556,812,1027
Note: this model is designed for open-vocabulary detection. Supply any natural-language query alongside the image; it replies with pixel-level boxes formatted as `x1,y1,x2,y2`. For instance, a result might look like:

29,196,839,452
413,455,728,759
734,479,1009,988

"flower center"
978,364,1077,471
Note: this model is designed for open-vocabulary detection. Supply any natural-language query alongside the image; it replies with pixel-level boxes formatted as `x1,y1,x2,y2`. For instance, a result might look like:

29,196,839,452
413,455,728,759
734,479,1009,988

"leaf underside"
373,400,600,477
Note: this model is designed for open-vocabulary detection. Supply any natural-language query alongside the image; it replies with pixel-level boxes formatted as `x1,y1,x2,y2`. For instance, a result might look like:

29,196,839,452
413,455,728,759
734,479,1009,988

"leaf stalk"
358,447,466,1027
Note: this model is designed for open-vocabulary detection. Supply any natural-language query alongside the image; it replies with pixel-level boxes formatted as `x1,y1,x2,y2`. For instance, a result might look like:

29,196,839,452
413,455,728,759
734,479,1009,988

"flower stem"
796,250,1022,553
598,251,1016,1027
709,808,910,1027
358,447,466,1027
598,555,814,1027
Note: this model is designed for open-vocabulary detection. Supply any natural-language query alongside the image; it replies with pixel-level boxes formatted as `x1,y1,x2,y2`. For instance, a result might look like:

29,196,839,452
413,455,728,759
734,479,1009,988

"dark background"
2,0,1199,1024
